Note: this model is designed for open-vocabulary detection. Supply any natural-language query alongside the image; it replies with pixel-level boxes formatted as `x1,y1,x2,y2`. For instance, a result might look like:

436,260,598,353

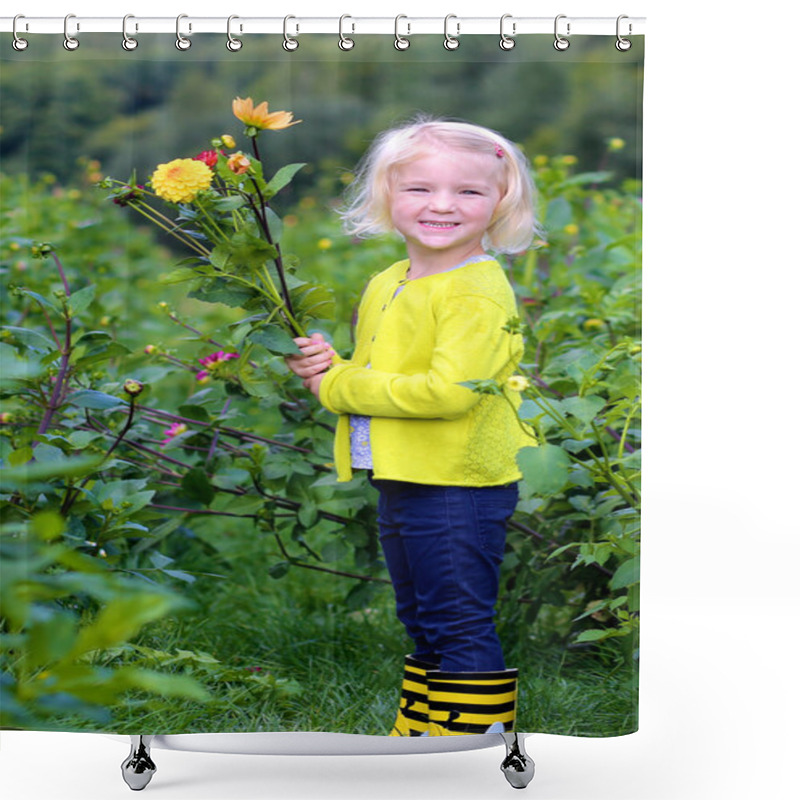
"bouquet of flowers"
102,97,332,363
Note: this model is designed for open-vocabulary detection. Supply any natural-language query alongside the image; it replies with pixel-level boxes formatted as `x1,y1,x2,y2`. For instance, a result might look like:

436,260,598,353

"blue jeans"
370,478,519,672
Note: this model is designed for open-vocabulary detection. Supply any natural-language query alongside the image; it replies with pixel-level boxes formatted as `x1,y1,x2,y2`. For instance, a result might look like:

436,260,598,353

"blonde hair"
339,117,540,254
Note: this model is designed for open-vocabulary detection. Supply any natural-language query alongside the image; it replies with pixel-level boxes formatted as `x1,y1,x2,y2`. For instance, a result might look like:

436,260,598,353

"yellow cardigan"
318,258,535,485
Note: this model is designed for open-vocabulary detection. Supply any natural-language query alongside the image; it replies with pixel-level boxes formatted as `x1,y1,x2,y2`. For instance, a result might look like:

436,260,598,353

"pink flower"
196,350,239,380
160,422,188,446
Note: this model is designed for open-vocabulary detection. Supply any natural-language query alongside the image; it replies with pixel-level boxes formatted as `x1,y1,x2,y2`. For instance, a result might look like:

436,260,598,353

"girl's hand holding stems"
286,332,334,398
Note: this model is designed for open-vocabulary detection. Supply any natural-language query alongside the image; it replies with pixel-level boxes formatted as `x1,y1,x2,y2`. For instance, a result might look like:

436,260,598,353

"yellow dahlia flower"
232,97,301,131
151,158,213,204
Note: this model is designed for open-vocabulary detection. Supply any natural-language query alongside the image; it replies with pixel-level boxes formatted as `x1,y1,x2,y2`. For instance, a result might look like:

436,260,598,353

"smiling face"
389,147,504,273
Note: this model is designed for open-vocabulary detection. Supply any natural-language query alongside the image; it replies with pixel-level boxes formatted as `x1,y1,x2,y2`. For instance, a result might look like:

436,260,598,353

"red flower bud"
194,150,219,168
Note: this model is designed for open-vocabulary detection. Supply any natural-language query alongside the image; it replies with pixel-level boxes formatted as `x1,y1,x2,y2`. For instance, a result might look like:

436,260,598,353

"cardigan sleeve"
318,293,518,420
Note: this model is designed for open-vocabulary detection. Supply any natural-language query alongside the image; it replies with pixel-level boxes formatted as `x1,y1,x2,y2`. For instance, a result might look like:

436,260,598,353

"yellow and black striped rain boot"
389,655,437,736
427,668,518,736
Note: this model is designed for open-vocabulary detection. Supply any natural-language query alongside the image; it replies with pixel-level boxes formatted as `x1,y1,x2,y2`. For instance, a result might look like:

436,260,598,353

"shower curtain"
0,25,642,742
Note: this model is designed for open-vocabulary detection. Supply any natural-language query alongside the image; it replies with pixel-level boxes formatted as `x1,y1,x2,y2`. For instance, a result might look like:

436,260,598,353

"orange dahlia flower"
232,97,301,131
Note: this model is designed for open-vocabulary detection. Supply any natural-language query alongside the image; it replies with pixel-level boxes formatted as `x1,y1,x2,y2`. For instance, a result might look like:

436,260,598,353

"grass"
69,532,638,737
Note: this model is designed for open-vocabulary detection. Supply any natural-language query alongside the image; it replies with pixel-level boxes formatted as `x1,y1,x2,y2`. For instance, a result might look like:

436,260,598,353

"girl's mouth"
420,221,459,229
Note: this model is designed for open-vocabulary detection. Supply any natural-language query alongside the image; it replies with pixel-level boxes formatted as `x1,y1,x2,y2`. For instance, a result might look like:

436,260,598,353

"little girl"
287,117,538,737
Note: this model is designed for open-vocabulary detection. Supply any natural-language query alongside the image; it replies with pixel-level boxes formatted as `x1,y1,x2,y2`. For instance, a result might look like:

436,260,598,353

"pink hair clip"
494,144,505,158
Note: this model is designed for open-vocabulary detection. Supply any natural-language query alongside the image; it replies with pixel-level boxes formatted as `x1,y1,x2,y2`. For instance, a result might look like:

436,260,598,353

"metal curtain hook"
227,15,243,51
63,14,79,50
616,15,632,51
499,14,515,50
122,14,138,51
12,14,29,51
443,14,460,51
283,15,299,51
554,14,570,51
394,15,410,50
338,15,355,50
175,14,191,50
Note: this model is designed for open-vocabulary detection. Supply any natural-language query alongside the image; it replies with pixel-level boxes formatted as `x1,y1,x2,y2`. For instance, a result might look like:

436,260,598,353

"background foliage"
1,36,641,736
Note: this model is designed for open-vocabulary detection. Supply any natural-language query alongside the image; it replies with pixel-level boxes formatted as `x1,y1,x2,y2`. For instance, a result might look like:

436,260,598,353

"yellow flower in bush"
563,223,579,236
317,238,333,251
232,97,301,131
151,158,213,204
506,375,530,392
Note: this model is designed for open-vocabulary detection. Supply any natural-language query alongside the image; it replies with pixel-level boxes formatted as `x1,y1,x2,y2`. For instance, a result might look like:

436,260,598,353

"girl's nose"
428,192,456,211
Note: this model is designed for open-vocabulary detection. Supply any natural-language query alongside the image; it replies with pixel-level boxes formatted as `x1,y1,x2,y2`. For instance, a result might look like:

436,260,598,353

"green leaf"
67,592,187,658
212,195,246,212
264,207,283,243
575,628,612,643
161,267,201,284
0,455,103,488
297,502,319,528
17,288,62,315
561,395,606,426
68,389,126,410
66,285,96,317
188,278,257,308
177,404,211,422
517,444,572,496
248,325,299,355
1,326,56,351
181,467,216,506
26,614,78,666
267,163,306,196
269,561,291,579
609,556,640,590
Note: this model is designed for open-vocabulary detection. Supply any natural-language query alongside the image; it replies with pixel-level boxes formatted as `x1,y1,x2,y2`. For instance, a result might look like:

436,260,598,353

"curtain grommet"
283,15,299,51
554,15,570,51
63,13,80,51
175,14,191,51
394,15,411,50
122,14,138,51
338,15,355,51
499,14,515,51
443,14,460,51
226,15,243,51
12,14,29,51
616,15,632,51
